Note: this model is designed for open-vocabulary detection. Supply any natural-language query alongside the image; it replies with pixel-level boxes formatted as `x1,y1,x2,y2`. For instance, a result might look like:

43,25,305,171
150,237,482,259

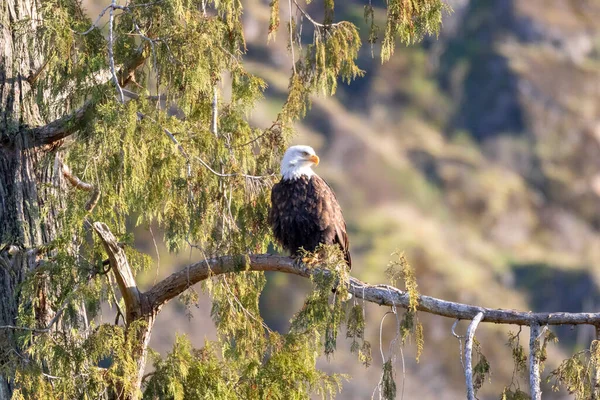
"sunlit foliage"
6,0,447,397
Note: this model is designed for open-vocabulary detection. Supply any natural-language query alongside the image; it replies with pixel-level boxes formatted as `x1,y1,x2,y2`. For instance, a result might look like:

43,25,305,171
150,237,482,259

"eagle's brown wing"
269,174,351,270
311,175,351,269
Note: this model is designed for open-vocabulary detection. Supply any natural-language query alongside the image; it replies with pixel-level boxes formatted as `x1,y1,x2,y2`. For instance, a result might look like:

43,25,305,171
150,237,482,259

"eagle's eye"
301,151,309,156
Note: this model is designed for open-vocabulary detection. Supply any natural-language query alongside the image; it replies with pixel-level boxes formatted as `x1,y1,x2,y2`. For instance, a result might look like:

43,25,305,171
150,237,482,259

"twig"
452,319,466,371
108,0,125,103
76,4,114,35
374,310,395,400
465,312,484,400
62,164,101,212
212,84,218,137
236,121,279,148
76,2,163,35
136,112,189,158
141,371,155,383
194,156,273,179
136,112,273,180
221,275,273,334
292,0,345,28
121,88,166,101
288,0,297,75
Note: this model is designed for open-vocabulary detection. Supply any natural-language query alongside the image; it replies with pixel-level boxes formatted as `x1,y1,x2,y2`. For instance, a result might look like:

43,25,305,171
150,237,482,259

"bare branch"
62,164,101,212
108,0,124,103
92,222,143,322
144,254,600,328
62,164,93,191
292,0,345,28
465,312,484,400
529,323,542,400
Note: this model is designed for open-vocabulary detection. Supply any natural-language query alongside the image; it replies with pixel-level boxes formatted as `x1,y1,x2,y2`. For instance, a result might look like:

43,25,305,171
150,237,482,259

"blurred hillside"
85,0,600,398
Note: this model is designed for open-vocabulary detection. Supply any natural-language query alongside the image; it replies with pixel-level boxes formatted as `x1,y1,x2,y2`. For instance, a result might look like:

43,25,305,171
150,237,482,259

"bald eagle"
269,145,351,269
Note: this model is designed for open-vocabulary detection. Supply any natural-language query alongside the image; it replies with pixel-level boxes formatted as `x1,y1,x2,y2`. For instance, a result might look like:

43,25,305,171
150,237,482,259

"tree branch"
529,323,542,400
92,222,143,323
464,312,484,400
62,164,101,212
30,47,148,146
108,0,124,103
145,254,600,327
292,0,345,28
30,100,94,146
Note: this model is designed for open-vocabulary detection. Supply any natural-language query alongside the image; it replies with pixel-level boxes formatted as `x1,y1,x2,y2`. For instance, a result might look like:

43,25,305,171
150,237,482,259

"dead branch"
465,312,484,400
292,0,345,28
62,164,94,191
529,323,542,400
108,0,124,103
92,222,145,323
62,164,101,212
143,253,600,327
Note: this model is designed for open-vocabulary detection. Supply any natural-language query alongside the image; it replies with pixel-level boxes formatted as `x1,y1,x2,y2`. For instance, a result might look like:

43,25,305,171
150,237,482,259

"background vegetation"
120,1,600,398
2,0,600,398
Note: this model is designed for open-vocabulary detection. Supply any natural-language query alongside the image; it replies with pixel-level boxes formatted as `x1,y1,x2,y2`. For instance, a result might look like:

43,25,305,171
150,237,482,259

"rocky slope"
240,0,600,398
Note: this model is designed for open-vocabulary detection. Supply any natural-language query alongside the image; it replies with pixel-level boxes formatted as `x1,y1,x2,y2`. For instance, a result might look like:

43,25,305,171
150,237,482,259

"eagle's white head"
280,145,320,180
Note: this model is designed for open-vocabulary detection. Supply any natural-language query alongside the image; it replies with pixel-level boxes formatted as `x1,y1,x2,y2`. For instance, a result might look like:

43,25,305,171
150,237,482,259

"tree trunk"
0,0,65,397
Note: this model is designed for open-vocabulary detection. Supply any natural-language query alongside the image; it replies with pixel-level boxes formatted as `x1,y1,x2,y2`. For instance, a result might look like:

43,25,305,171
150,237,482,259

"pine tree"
0,1,446,398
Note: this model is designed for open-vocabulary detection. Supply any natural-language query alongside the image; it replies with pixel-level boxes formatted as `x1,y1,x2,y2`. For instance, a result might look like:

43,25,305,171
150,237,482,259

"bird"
269,145,351,270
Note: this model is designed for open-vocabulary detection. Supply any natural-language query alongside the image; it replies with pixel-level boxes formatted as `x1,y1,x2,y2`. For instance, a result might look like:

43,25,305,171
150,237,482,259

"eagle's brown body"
269,174,351,268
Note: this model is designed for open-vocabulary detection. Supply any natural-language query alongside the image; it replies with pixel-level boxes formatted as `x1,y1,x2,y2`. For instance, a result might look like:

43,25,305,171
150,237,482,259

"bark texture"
0,0,65,397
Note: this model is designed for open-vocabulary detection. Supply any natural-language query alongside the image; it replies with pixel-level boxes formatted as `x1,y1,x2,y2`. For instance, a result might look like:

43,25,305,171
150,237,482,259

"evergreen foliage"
386,252,424,361
472,338,490,395
3,0,449,397
547,339,600,400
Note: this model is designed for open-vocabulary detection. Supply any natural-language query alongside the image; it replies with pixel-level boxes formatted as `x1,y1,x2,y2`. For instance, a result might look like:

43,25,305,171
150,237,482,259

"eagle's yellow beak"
309,154,320,166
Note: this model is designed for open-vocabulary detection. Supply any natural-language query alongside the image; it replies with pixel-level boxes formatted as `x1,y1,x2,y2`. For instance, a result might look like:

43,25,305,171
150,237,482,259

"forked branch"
92,222,144,323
